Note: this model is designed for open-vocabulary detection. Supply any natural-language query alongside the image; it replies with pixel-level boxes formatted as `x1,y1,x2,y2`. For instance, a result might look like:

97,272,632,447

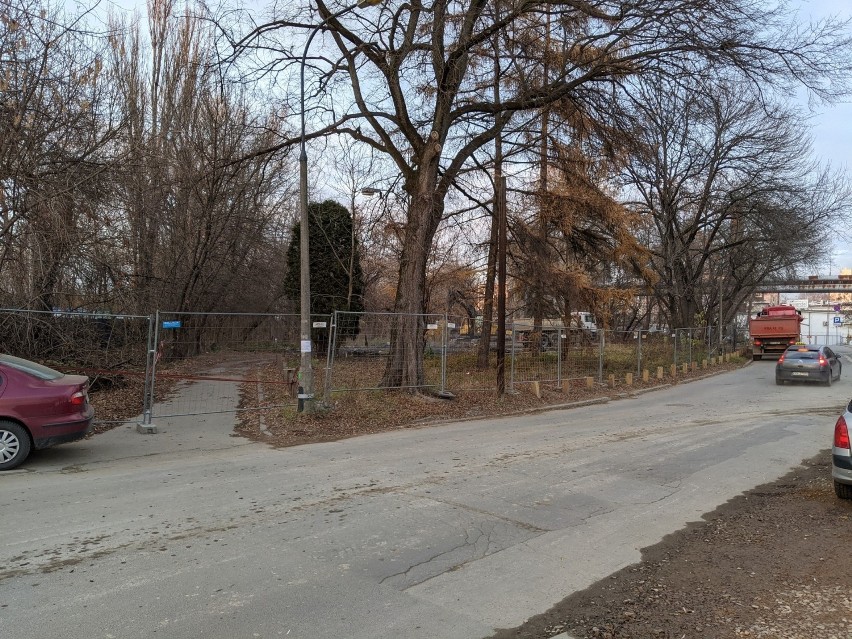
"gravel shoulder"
491,449,852,639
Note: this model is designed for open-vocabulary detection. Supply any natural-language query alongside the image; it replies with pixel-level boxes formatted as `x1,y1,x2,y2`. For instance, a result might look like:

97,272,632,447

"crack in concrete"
419,495,549,534
378,531,484,588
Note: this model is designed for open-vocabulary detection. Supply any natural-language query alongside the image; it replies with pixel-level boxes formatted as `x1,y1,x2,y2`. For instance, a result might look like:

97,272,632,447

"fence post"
557,329,562,385
323,311,339,406
139,311,160,433
689,328,693,364
142,314,155,425
441,313,448,393
673,329,678,368
598,330,605,383
510,324,516,392
637,329,642,376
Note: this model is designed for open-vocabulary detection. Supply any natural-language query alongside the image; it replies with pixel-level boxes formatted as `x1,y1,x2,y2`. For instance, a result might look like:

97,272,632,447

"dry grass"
234,355,748,448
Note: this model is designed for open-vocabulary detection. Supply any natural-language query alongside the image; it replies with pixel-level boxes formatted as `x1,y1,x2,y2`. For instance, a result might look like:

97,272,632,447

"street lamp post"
297,0,381,413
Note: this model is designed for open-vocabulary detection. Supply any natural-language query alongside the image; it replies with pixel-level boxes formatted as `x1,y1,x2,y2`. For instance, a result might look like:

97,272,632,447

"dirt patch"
490,450,852,639
234,357,746,448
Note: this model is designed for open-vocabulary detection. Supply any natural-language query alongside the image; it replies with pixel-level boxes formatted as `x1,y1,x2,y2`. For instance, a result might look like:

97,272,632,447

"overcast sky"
794,0,852,272
796,0,852,168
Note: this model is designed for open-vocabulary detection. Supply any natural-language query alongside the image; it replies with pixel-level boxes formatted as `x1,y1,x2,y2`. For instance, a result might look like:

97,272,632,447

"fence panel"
442,315,497,392
148,312,330,420
600,330,640,381
0,308,153,422
560,329,603,382
508,324,600,390
639,330,676,373
325,311,445,395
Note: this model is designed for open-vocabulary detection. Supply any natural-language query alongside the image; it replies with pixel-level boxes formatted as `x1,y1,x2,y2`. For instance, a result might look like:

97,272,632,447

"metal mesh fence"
508,324,601,388
503,325,732,392
148,312,331,419
444,315,497,392
0,308,151,370
601,330,640,380
2,307,745,427
325,311,446,394
0,308,153,422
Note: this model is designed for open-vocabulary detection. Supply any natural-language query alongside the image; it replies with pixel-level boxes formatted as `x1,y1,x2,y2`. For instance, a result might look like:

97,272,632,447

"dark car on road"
775,344,841,386
0,354,94,470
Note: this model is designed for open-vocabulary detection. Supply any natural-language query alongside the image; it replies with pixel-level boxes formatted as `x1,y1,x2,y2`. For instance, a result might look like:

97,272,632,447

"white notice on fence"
447,322,456,329
312,321,327,328
300,340,312,353
427,323,439,330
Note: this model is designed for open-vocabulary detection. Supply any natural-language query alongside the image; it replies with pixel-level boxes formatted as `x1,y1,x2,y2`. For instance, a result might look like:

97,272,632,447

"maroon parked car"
0,354,94,470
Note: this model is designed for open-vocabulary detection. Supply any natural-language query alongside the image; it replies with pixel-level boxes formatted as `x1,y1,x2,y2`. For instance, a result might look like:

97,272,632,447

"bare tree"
620,73,851,328
109,1,295,314
0,0,121,310
232,0,852,389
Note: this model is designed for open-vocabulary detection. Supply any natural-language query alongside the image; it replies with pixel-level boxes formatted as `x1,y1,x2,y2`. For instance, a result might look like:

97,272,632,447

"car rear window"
787,350,818,359
0,354,64,380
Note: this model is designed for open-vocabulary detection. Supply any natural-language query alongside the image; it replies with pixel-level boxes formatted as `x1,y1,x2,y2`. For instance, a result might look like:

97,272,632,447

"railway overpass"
754,277,852,295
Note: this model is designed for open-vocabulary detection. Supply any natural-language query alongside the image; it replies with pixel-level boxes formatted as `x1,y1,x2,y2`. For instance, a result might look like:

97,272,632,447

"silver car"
775,344,841,386
832,406,852,499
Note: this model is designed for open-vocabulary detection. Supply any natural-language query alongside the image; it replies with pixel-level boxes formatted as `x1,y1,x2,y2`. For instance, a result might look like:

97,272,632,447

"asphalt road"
2,351,849,639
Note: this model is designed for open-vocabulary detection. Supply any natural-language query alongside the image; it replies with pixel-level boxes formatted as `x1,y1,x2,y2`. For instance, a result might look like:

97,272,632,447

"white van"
571,312,598,335
512,312,598,347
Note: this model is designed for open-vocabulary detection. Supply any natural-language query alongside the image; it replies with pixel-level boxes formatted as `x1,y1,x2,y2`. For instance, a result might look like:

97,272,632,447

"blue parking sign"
834,316,842,325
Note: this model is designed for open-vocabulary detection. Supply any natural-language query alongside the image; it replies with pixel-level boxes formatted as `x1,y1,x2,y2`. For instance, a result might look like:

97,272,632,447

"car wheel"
0,421,32,471
826,372,833,387
835,480,852,500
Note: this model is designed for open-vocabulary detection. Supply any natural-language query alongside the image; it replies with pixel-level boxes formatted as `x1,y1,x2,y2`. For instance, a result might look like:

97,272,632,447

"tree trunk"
381,169,444,389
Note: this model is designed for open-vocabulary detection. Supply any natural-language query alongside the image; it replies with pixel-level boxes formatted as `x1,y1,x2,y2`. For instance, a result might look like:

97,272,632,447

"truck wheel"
752,354,762,361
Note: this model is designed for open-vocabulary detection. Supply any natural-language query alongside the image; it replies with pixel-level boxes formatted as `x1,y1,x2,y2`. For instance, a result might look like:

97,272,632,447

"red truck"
749,305,803,361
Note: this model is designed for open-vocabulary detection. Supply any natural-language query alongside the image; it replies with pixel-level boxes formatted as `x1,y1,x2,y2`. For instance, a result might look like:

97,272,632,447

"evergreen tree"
284,200,364,349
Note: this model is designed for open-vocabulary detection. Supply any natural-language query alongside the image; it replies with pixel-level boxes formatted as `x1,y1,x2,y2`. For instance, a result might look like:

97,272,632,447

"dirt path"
491,450,852,639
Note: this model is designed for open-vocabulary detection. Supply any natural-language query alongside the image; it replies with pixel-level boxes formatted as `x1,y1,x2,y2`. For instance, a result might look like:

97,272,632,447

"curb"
407,397,613,428
405,362,747,430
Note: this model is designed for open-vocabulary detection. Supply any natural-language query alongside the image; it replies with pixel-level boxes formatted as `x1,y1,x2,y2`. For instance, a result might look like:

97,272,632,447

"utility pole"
494,0,506,394
296,0,382,413
496,175,507,394
719,277,723,351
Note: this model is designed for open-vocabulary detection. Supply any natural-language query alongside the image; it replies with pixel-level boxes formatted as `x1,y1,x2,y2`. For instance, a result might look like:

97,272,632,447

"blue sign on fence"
834,316,842,325
162,320,182,329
